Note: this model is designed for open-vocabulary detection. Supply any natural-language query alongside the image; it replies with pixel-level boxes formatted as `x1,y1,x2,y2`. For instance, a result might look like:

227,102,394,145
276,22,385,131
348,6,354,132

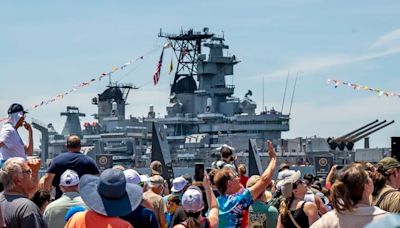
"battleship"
31,28,290,176
31,28,395,179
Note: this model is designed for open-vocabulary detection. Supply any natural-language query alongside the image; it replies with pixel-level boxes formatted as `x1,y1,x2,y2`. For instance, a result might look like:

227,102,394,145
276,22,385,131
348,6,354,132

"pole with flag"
153,49,165,85
168,57,173,75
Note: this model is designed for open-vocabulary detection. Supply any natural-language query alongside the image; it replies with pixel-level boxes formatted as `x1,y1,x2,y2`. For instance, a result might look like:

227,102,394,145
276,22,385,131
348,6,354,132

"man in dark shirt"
0,157,47,228
41,135,100,199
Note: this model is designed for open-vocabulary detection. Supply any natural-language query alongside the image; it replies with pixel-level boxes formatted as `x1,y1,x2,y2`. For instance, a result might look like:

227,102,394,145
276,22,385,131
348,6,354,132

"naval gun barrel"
345,120,387,143
327,119,378,150
345,120,395,150
338,120,387,150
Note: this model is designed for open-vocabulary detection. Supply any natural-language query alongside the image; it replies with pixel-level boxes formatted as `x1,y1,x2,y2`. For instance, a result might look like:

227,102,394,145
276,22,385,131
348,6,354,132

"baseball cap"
124,169,141,185
378,157,400,173
171,176,188,192
182,186,204,212
8,103,28,114
60,169,80,186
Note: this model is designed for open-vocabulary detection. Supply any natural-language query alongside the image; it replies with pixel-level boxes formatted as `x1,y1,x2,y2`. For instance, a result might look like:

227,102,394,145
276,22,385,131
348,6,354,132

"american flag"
153,49,164,85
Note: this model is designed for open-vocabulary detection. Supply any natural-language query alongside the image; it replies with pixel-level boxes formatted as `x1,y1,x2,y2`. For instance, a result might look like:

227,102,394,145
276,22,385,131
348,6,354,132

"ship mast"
159,28,214,97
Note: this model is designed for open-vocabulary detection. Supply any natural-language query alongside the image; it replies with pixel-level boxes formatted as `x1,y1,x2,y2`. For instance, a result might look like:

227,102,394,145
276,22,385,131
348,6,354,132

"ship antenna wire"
281,71,290,113
115,41,164,84
289,71,302,115
262,76,265,112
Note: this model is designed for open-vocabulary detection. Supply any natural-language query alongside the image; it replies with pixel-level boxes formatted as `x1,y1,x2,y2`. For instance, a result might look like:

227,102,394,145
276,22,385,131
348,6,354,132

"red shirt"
240,175,249,187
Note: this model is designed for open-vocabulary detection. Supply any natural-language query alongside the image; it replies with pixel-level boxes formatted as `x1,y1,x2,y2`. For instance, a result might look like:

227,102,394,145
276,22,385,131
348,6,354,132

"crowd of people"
0,103,399,228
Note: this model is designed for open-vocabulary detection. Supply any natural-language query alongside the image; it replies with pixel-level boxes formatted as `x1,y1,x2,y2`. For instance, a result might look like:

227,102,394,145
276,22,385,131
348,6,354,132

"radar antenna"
289,72,300,115
159,28,214,96
281,72,290,113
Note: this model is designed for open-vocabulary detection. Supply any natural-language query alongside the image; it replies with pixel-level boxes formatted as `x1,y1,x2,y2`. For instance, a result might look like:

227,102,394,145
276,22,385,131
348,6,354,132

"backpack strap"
288,211,301,228
375,189,399,207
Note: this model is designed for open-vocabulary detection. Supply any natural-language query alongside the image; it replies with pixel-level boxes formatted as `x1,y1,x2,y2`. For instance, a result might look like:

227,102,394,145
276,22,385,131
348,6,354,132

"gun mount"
327,120,395,151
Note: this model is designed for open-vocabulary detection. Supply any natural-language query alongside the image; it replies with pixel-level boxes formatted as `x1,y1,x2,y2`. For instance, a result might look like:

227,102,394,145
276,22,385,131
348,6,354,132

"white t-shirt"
0,123,26,160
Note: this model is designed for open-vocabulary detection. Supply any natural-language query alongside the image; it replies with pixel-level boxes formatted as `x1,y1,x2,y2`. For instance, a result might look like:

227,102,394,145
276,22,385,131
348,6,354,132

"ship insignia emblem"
99,156,108,165
318,158,328,167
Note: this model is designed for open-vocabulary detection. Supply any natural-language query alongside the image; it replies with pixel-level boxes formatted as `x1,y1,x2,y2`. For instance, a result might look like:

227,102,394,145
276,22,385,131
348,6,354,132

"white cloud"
371,28,400,49
251,28,400,81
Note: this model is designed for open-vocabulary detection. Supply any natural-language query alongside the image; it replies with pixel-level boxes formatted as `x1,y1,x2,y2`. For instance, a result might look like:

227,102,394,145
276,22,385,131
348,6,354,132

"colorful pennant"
327,79,399,98
1,42,171,122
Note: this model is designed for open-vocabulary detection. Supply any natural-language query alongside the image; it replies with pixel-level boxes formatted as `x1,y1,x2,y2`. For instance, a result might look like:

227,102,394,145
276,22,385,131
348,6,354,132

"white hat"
280,170,301,198
171,176,188,192
216,144,235,151
277,169,297,180
60,169,80,186
182,186,204,212
124,169,141,185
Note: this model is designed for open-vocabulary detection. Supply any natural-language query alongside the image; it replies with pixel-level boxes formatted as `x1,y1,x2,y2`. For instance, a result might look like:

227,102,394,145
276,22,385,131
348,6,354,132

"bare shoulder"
303,201,318,211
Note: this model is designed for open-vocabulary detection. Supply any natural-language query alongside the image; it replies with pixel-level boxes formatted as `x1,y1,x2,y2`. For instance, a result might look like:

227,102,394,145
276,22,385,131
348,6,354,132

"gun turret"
327,120,395,151
345,120,395,150
327,120,378,150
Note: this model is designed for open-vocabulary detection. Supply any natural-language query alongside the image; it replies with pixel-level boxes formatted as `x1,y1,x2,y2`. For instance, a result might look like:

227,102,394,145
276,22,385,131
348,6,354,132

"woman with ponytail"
277,171,319,228
371,157,400,213
311,165,387,228
174,172,218,228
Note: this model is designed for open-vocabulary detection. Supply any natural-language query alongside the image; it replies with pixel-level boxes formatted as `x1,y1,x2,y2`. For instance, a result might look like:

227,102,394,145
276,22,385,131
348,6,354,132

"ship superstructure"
156,28,290,167
34,28,291,172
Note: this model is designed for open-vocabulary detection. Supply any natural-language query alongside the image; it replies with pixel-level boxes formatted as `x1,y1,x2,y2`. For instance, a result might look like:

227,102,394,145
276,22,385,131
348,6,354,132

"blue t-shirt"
47,151,100,199
120,204,159,228
217,188,253,228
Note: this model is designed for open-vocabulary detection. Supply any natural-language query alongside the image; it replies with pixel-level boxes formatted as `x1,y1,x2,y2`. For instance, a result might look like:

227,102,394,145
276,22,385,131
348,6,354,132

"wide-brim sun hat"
279,163,290,171
80,168,143,217
182,186,204,212
171,176,188,192
281,170,301,198
277,169,296,180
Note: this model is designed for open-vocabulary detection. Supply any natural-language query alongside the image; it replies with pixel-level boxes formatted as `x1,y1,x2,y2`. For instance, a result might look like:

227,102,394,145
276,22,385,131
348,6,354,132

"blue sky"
1,1,400,149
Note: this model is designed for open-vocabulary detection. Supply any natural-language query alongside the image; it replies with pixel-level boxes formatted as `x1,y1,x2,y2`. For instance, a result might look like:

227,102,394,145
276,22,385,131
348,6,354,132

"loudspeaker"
391,137,400,161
